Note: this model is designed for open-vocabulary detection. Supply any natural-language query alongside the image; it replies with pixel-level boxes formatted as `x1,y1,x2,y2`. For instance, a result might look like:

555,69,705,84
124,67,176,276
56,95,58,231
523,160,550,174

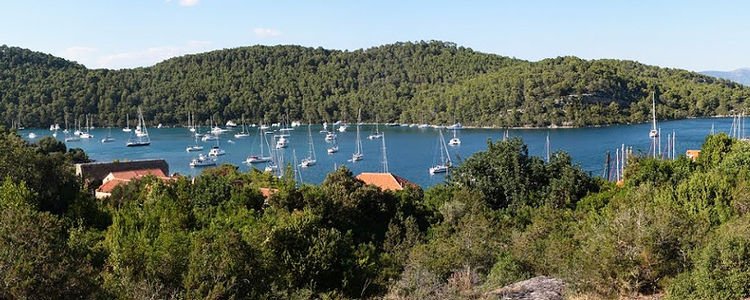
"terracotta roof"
355,172,417,191
97,178,130,194
259,187,279,198
76,159,169,184
686,150,701,161
108,168,167,181
95,168,173,199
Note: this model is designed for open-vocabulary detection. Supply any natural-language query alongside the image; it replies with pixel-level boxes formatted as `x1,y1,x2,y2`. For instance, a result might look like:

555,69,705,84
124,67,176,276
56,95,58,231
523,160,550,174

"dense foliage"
2,41,749,129
5,129,750,298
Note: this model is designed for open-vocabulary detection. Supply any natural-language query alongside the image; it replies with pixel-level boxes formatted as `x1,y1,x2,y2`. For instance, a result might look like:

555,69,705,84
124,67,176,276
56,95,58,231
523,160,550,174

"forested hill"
1,41,748,128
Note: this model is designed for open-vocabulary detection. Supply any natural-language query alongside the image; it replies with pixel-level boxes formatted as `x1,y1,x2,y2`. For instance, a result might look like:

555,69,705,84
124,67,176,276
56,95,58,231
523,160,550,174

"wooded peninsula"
1,41,748,128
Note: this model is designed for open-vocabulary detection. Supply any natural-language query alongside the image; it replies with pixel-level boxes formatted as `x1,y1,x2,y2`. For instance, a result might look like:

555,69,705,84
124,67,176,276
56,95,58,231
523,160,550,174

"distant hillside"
1,41,749,128
701,68,750,86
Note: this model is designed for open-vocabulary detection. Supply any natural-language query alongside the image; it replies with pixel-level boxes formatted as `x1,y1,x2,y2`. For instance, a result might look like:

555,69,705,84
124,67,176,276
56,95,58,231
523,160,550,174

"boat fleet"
38,109,464,175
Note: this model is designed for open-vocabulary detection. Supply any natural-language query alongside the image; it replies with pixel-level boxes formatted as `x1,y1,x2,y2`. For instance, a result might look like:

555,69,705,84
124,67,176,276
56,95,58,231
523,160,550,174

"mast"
651,91,657,131
293,150,302,184
649,91,659,159
259,127,266,157
603,151,611,181
307,122,316,160
443,131,451,166
381,132,389,173
355,108,362,155
545,132,551,163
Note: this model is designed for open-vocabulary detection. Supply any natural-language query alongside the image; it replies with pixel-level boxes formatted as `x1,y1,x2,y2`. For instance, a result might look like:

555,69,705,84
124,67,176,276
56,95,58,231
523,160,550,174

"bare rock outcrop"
486,276,564,300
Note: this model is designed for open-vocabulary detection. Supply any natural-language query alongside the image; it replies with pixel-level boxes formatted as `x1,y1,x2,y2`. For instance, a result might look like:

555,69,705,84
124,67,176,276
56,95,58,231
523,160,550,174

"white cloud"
93,41,213,69
61,46,99,65
253,27,283,38
165,0,200,6
179,0,199,6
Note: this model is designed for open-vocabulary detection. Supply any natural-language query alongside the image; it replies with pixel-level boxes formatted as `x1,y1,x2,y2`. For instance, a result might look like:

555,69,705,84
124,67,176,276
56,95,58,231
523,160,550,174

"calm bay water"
19,118,730,187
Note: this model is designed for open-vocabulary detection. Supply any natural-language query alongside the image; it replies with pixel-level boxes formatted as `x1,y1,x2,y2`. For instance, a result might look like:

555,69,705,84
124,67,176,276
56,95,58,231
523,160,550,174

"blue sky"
0,0,748,71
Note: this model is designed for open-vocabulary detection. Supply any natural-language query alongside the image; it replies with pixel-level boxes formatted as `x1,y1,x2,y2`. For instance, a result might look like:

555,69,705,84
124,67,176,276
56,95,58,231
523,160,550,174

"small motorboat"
245,155,271,164
190,154,216,167
208,146,226,157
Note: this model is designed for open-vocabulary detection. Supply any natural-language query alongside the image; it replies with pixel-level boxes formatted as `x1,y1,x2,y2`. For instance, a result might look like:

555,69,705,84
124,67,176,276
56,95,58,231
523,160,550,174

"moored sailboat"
429,129,451,175
351,109,363,161
368,116,383,139
245,127,272,163
126,108,150,147
233,115,250,138
122,114,132,132
299,123,317,167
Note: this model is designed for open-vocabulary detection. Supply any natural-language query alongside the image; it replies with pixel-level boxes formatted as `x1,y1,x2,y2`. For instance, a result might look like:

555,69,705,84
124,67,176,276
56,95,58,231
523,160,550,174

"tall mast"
381,132,389,173
651,91,657,131
355,108,362,155
259,128,265,156
308,122,315,160
545,132,551,163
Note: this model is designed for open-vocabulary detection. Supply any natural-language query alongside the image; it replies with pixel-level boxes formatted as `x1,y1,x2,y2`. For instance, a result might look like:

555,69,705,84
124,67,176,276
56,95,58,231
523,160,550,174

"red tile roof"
355,172,417,191
108,168,167,180
97,178,129,194
95,168,173,198
259,187,279,198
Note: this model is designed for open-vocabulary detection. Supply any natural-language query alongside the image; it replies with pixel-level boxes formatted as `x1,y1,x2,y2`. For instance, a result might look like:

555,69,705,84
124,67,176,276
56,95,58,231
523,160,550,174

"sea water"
20,117,730,187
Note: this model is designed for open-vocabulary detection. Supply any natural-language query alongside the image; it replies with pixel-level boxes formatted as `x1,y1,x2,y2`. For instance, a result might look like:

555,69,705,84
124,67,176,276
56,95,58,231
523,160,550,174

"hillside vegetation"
3,128,750,298
1,41,748,128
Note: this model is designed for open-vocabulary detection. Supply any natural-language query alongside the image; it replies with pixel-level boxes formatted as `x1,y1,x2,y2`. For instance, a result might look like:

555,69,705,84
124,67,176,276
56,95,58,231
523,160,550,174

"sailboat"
63,114,70,134
135,113,147,137
73,118,82,136
299,123,317,167
79,115,93,139
211,117,228,134
64,114,80,142
327,136,339,154
190,153,216,167
648,91,660,159
446,122,463,130
320,121,329,133
188,111,197,133
234,115,250,138
186,132,204,152
368,116,383,139
101,125,115,143
429,130,451,175
380,132,389,173
279,114,294,133
448,129,461,146
338,112,348,132
276,135,289,149
126,107,150,147
16,114,24,130
351,108,363,161
208,136,226,156
122,114,132,132
202,119,219,141
245,127,272,163
264,136,280,172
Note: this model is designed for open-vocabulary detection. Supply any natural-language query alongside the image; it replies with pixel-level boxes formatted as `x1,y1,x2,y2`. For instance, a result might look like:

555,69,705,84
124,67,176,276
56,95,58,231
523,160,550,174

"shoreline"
18,115,734,131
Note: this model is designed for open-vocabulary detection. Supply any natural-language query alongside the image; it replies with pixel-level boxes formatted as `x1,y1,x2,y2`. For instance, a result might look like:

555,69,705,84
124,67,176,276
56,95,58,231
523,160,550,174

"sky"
0,0,749,71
